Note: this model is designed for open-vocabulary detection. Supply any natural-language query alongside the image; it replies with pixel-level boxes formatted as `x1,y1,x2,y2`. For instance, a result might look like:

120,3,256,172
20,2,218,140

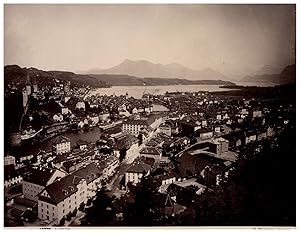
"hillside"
4,65,235,90
90,74,235,86
87,59,229,81
240,64,295,84
4,65,110,89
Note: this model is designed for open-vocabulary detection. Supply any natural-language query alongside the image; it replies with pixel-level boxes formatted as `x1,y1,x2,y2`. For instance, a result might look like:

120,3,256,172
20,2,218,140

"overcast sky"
4,4,295,77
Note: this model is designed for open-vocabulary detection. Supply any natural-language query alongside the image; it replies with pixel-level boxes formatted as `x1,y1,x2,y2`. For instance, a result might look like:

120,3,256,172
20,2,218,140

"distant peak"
122,58,134,63
166,62,184,68
122,59,156,65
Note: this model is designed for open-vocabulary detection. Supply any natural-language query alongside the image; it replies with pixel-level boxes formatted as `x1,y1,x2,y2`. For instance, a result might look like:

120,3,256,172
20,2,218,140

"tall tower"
26,74,31,96
32,77,38,93
22,88,28,107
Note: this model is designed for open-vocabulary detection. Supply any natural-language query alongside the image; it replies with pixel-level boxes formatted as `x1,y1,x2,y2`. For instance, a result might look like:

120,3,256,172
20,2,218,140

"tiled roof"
42,163,102,205
14,196,37,208
177,151,225,177
126,160,151,174
52,135,70,145
23,166,56,186
140,147,161,156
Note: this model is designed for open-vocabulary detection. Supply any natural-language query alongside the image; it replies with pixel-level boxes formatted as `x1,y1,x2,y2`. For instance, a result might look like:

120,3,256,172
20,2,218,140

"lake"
88,85,237,99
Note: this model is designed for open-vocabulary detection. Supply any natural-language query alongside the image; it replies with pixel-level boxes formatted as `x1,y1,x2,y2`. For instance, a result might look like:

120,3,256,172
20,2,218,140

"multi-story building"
140,147,162,162
209,137,229,155
158,123,172,136
122,114,163,136
125,160,151,186
4,155,16,166
52,136,71,154
22,167,66,202
37,163,102,224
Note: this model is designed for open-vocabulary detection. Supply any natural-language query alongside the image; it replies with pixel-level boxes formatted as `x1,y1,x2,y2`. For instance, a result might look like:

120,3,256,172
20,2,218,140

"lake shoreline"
88,84,239,99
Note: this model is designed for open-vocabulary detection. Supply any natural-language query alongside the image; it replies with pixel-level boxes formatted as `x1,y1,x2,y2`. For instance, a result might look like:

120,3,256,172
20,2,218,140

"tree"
82,187,116,226
193,127,296,226
72,208,77,217
119,148,127,162
59,217,66,226
66,212,72,221
122,176,167,226
78,202,85,212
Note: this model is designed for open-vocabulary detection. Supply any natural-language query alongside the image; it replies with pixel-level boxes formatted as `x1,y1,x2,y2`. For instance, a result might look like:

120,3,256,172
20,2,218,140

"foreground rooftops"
126,160,151,174
52,135,70,145
140,147,161,156
40,163,101,205
23,166,57,187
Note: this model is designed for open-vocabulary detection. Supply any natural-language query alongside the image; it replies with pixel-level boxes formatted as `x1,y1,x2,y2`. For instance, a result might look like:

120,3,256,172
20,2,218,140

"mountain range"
6,60,294,90
4,64,235,90
240,64,296,84
86,59,229,81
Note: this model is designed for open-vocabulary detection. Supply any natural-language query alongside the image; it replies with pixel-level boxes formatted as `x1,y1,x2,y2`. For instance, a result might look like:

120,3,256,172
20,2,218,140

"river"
18,127,103,157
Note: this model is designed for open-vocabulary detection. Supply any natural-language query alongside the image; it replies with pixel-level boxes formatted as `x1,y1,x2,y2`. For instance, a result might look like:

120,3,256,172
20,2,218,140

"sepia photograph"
3,2,296,229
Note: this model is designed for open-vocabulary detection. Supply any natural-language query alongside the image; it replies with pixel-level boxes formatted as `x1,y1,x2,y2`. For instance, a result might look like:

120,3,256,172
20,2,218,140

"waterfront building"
52,136,71,154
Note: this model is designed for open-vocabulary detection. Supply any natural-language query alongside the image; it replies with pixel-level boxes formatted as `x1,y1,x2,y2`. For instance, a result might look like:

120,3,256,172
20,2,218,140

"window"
47,205,49,209
63,209,64,213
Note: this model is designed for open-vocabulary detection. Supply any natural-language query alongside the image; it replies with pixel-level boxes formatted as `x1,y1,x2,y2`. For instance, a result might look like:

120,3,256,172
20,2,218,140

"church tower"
22,88,28,107
32,77,38,93
26,74,31,96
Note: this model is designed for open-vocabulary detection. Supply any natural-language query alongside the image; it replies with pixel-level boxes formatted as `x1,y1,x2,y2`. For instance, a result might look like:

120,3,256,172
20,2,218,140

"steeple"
26,73,32,96
26,74,31,86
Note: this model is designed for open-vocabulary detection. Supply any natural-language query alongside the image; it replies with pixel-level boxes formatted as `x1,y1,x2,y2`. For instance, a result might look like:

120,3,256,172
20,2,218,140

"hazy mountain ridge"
87,59,229,81
240,64,295,84
89,74,235,86
4,65,235,90
4,65,110,89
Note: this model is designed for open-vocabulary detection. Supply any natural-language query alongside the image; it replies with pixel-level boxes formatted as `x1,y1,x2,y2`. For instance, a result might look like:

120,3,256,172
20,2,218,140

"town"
4,74,296,226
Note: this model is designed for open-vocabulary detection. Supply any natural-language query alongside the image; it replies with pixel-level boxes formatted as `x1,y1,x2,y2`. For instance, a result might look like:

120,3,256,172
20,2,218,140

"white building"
52,136,71,154
22,167,66,202
4,155,16,166
53,113,64,122
122,114,163,136
37,163,102,224
125,160,151,187
76,101,86,111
